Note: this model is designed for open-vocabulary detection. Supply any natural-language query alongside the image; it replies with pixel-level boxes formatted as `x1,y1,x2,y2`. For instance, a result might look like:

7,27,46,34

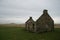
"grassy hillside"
0,24,60,28
0,24,25,27
0,26,60,40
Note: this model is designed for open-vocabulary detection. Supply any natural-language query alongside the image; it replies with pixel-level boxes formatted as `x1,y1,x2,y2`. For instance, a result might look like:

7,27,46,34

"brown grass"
0,24,60,28
54,24,60,28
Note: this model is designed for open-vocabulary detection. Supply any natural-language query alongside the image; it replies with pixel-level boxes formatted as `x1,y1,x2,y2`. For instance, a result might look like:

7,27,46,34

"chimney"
29,17,32,19
43,9,48,14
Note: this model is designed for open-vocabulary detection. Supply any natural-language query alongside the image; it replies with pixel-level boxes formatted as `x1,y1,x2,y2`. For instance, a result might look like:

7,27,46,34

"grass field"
0,24,60,40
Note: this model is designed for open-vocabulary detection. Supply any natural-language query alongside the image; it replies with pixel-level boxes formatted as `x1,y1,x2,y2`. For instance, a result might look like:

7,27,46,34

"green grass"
0,27,60,40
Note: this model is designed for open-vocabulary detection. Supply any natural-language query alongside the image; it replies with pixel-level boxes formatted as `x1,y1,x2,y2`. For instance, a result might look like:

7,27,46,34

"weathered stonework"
25,17,35,32
25,9,54,33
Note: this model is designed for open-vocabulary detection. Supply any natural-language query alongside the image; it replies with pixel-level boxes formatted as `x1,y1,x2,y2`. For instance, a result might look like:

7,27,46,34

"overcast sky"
0,0,60,24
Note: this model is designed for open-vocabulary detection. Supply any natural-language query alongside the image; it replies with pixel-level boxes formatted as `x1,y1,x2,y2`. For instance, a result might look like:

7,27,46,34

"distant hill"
0,24,60,28
54,24,60,28
0,24,25,27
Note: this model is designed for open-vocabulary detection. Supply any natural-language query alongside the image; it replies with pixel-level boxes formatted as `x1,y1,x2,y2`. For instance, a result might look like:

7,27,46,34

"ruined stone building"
25,9,54,33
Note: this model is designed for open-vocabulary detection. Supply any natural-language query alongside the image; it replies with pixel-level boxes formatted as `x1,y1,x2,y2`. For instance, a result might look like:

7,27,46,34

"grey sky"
0,0,60,24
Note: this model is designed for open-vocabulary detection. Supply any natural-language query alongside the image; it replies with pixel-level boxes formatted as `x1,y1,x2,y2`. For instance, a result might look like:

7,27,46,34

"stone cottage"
25,9,54,33
25,17,35,32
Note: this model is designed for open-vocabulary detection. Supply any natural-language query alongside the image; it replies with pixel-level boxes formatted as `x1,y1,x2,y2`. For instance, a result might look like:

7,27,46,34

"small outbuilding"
25,17,35,32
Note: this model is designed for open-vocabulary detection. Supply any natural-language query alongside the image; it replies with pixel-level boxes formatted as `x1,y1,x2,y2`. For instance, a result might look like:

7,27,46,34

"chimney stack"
43,9,48,14
29,17,32,19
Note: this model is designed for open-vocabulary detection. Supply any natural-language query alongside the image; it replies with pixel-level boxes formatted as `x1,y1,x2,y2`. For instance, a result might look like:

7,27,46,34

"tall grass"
0,26,60,40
